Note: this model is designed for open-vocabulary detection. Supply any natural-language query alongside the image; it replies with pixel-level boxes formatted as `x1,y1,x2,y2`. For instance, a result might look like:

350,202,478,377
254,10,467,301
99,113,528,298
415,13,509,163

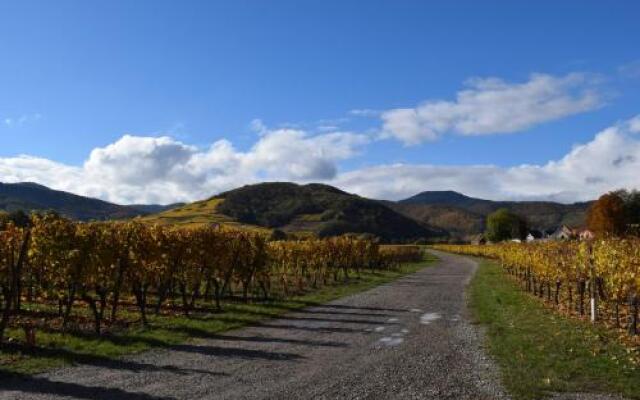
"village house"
578,229,595,241
471,234,487,245
550,225,576,240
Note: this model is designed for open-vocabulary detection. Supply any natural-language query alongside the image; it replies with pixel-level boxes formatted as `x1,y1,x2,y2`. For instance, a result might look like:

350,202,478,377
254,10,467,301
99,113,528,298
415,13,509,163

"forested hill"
0,182,175,220
213,182,445,241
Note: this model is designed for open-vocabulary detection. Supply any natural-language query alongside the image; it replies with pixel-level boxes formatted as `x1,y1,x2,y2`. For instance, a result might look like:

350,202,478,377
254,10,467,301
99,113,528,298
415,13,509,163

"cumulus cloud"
1,116,639,205
85,135,197,185
381,73,603,145
335,116,640,202
0,127,368,204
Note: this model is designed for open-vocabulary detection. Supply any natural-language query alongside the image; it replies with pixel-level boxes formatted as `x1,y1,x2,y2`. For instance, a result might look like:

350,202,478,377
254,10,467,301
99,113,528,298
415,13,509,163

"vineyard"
433,240,640,338
0,213,424,345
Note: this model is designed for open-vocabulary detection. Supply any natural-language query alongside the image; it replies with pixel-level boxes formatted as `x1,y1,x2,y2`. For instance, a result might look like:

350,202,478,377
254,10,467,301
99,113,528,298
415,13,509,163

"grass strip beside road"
469,259,640,399
1,253,436,374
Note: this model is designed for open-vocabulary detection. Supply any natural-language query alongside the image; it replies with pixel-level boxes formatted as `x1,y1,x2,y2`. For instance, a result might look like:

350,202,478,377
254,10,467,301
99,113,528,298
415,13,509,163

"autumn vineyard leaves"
0,213,423,343
433,241,640,337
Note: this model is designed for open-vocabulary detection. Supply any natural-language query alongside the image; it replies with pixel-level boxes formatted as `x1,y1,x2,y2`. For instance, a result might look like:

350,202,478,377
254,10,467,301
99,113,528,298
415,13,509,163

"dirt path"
0,251,508,400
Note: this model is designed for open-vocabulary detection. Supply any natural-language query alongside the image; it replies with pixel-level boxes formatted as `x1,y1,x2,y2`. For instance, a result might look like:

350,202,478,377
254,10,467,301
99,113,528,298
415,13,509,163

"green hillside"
143,183,445,241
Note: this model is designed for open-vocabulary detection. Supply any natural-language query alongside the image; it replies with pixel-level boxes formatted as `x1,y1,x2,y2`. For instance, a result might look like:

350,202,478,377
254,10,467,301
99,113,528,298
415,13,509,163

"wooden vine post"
630,293,638,335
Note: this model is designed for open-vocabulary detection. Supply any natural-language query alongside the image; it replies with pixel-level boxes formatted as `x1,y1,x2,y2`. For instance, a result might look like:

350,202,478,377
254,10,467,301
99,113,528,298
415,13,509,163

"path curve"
0,251,508,400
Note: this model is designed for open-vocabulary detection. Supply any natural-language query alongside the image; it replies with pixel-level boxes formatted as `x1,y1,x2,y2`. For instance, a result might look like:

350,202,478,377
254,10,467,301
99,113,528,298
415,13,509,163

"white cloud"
243,129,366,180
1,116,639,205
2,113,42,128
335,116,640,202
85,135,197,186
349,109,380,117
249,118,268,135
0,127,368,204
381,73,603,145
316,125,339,132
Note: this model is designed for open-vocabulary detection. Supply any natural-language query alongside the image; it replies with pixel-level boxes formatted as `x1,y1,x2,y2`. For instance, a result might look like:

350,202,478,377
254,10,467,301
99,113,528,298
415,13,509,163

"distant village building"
578,229,595,241
550,225,576,240
470,226,594,245
471,235,486,245
545,226,595,241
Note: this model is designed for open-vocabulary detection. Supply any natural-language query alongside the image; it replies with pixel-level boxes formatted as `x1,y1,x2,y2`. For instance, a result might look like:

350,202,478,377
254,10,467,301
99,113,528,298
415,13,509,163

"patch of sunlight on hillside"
137,198,271,233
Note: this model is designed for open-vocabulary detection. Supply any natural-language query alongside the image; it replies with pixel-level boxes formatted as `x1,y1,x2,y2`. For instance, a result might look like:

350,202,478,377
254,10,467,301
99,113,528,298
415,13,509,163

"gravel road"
0,251,508,400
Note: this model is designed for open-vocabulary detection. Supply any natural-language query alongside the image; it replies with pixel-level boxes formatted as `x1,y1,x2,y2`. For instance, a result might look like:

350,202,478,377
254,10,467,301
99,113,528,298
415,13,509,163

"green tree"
0,212,8,229
485,208,528,242
614,189,640,231
7,210,31,228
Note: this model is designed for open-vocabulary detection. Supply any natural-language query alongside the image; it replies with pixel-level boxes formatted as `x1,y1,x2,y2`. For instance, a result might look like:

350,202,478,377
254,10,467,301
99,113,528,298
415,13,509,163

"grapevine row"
433,240,640,335
0,213,423,342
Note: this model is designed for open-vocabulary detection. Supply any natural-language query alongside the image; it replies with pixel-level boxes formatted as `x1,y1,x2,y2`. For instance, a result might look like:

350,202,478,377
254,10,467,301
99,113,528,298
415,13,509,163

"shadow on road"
0,343,226,377
175,332,347,348
250,322,362,334
310,304,409,313
0,372,176,400
296,309,394,318
168,343,304,361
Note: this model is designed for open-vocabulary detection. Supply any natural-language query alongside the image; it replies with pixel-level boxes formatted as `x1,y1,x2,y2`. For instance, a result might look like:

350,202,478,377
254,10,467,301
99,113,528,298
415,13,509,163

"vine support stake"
588,243,597,323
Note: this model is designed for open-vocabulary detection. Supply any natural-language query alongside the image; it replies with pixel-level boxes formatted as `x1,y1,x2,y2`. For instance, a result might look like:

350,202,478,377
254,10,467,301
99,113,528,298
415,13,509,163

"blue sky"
1,1,639,204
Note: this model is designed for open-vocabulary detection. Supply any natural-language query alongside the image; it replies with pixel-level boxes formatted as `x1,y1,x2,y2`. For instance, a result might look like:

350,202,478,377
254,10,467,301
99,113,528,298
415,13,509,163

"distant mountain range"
0,181,592,241
390,190,591,239
0,182,180,220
